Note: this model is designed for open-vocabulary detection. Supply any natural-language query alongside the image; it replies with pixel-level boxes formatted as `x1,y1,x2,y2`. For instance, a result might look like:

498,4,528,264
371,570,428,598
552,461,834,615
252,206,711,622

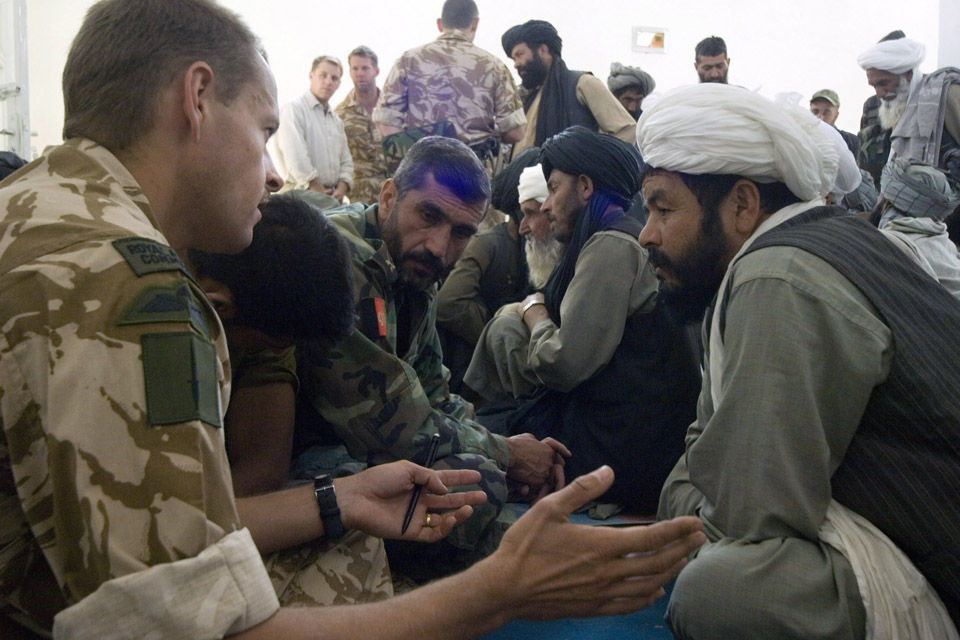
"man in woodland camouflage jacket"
296,137,570,558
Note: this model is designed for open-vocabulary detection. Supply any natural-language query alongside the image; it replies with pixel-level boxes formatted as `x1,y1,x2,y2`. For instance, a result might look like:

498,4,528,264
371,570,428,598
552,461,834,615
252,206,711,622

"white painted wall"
24,0,949,157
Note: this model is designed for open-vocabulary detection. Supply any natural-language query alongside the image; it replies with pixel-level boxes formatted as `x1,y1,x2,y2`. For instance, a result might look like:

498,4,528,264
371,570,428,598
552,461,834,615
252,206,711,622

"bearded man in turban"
465,126,701,511
500,20,636,154
607,62,656,120
877,158,960,301
857,37,960,182
638,83,960,639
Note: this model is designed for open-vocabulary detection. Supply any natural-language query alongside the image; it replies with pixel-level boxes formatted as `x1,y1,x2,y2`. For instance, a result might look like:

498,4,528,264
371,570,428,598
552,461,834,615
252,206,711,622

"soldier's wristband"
314,474,346,539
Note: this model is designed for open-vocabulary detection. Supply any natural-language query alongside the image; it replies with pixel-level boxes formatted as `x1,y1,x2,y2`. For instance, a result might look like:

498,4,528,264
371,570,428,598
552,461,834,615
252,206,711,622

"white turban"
821,121,862,198
636,84,839,201
857,37,926,75
517,164,548,203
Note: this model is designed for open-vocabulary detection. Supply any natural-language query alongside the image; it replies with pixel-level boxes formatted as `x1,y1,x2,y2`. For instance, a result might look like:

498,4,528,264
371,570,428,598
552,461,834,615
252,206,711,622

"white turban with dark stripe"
635,84,839,201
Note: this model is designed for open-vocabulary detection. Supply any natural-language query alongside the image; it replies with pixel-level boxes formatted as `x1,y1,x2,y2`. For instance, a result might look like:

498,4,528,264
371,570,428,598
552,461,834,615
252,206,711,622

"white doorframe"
0,0,30,158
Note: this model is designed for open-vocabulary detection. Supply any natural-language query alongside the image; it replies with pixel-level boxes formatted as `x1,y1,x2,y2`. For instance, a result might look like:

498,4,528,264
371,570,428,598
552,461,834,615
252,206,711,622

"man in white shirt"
276,55,354,202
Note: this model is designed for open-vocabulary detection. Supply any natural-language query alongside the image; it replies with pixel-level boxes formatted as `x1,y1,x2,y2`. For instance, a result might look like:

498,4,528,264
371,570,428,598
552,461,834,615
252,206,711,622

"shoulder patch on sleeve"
141,332,222,428
359,297,387,340
112,237,192,279
118,281,210,338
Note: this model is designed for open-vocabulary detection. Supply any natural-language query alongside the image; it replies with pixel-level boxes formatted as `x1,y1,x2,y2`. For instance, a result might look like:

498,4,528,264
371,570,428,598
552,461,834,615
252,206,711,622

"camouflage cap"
810,89,840,108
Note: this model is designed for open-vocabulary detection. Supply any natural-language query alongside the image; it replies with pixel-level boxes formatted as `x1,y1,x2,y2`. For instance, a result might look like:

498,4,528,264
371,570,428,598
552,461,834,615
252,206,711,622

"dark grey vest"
559,70,599,133
727,206,960,624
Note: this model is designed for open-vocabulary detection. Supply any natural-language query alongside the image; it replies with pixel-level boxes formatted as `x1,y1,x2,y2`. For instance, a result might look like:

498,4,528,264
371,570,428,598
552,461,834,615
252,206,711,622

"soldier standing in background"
374,0,525,220
335,46,389,206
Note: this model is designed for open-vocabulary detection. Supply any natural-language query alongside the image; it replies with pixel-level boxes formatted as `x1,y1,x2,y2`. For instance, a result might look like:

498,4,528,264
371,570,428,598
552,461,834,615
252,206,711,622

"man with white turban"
437,147,541,392
637,83,960,639
516,163,563,288
857,37,960,181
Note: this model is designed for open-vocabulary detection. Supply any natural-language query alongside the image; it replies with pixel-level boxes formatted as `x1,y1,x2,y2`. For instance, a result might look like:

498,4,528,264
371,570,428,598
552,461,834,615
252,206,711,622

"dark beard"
382,214,447,290
648,207,729,324
518,53,548,90
655,277,717,324
399,249,447,288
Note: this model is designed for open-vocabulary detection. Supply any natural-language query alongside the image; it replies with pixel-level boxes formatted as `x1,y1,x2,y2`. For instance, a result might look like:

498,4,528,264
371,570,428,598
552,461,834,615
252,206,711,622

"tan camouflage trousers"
263,531,393,607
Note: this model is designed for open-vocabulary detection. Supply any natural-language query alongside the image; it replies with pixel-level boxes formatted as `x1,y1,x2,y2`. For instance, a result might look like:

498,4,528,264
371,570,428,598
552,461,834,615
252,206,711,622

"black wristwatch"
313,474,346,539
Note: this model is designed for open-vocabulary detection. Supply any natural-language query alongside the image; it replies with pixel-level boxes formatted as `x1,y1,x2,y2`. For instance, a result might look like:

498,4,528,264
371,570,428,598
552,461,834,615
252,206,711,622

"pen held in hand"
401,433,441,534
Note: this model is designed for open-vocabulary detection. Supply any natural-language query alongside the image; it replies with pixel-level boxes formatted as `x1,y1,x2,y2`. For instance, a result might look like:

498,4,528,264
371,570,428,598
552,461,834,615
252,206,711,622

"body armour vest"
891,67,960,179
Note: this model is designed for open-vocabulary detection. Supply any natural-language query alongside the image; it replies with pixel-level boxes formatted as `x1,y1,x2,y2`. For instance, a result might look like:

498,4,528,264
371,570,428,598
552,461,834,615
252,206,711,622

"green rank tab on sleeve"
113,237,190,278
141,332,222,428
118,281,210,338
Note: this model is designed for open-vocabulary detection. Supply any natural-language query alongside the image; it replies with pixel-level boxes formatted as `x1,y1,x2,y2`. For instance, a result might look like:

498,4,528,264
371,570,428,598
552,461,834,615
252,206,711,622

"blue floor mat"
479,581,674,640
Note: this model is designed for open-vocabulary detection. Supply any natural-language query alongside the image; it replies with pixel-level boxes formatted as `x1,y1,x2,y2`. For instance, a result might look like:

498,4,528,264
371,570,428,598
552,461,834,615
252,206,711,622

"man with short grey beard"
523,230,563,289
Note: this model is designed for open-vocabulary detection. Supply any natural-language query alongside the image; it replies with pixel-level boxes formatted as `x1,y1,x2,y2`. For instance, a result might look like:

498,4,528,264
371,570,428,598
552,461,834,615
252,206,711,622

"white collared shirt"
275,90,354,190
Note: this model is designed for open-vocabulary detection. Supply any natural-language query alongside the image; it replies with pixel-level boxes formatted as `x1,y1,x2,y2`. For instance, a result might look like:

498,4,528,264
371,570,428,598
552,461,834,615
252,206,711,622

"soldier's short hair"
394,136,490,207
311,55,343,74
347,46,378,69
441,0,479,29
190,194,355,344
695,36,727,60
63,0,263,152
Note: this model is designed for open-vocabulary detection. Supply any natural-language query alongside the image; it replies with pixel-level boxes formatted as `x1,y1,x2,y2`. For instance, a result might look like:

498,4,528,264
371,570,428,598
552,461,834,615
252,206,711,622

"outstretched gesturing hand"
484,465,705,620
337,461,488,543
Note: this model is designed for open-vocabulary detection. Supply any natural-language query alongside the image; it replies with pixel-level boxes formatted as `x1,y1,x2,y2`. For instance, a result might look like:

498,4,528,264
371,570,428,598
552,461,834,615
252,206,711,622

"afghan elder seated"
436,147,541,393
464,127,701,511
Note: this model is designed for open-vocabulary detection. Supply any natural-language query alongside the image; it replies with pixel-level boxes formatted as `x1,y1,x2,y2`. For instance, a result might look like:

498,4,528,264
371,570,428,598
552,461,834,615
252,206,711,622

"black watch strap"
313,474,346,539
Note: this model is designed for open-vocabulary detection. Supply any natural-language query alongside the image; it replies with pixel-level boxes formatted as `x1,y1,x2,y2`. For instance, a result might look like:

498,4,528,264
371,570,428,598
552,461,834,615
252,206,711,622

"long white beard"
879,76,910,130
524,235,564,289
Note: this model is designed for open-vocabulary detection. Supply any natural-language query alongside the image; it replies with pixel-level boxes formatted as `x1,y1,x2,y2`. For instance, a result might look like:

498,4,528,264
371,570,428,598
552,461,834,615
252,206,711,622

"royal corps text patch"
113,237,190,278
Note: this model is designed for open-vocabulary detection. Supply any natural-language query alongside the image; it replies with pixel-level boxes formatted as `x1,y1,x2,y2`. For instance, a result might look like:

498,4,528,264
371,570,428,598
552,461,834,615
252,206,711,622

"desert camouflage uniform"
0,139,387,638
296,204,509,552
335,89,389,206
373,29,526,148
